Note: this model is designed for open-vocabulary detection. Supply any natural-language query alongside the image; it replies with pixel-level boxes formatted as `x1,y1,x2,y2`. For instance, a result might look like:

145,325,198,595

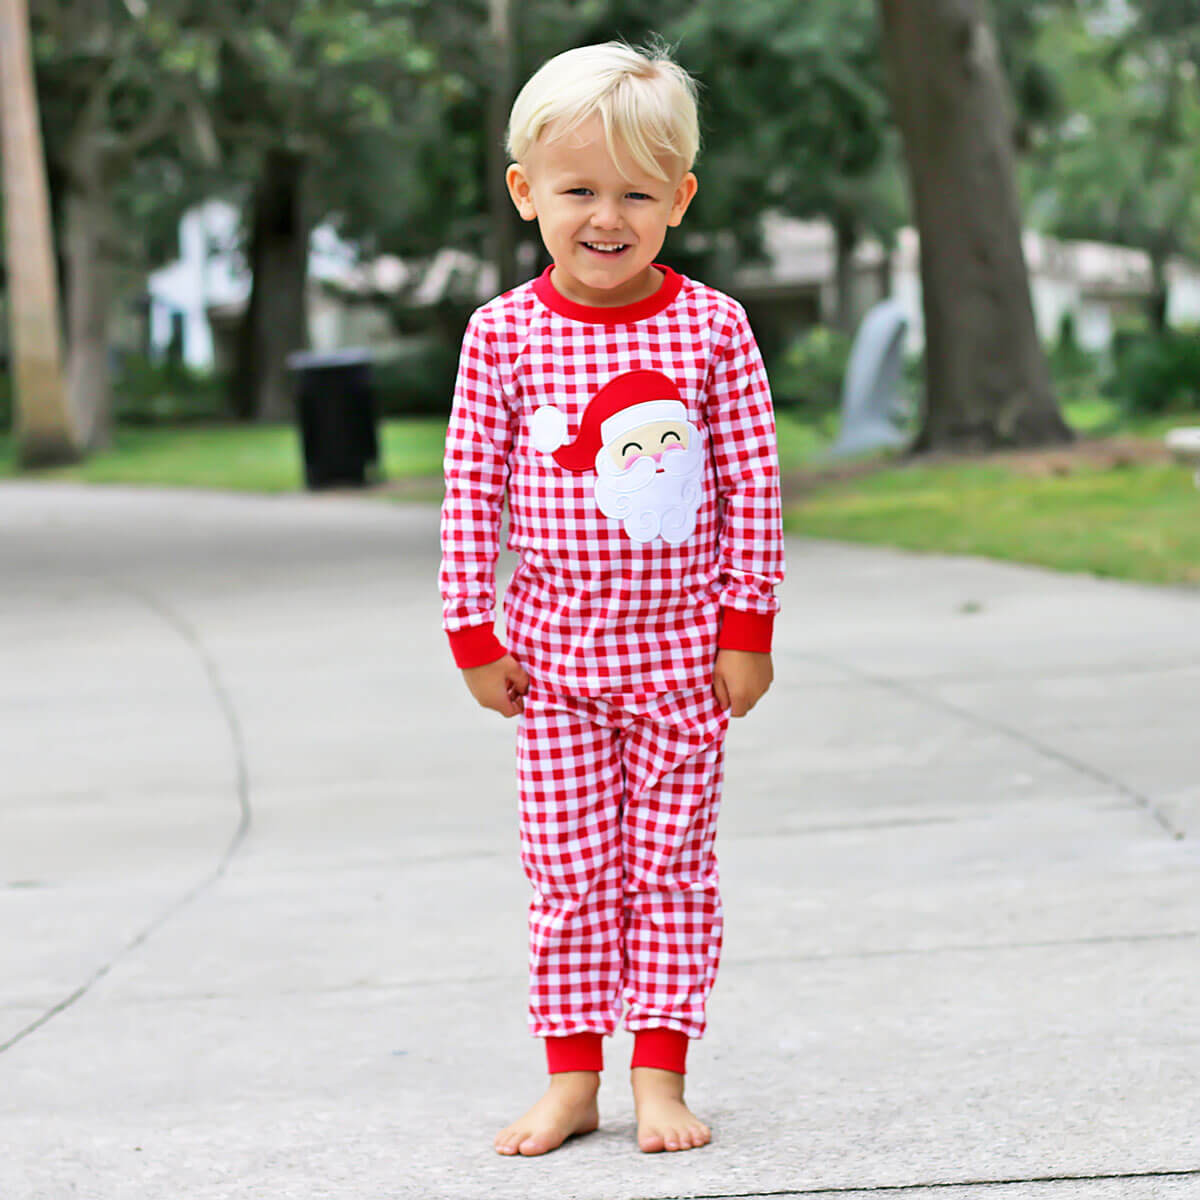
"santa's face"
593,421,705,546
608,419,691,472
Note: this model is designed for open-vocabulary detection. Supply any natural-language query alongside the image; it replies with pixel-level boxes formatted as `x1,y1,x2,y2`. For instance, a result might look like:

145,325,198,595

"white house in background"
146,200,1200,371
147,201,247,370
146,199,411,371
749,214,1200,353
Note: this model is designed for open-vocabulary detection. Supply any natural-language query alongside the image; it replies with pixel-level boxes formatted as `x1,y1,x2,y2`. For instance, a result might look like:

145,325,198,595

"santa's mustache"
592,436,704,493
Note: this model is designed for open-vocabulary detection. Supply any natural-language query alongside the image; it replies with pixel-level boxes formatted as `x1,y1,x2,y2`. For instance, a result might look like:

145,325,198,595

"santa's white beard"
593,435,705,545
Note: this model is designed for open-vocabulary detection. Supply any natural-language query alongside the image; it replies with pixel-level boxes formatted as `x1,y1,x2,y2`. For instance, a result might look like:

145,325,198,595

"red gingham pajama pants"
516,683,729,1042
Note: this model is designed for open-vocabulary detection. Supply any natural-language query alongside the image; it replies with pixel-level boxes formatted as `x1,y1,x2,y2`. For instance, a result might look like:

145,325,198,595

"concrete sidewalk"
1,482,1198,1200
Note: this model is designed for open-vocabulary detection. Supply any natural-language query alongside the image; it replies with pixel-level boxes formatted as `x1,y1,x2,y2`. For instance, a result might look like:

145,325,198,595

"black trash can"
288,348,381,489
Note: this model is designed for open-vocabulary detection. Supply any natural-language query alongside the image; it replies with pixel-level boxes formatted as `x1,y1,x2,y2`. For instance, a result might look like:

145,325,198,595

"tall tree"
31,0,216,450
1025,2,1200,331
211,0,449,420
672,0,903,334
877,0,1072,451
0,0,78,465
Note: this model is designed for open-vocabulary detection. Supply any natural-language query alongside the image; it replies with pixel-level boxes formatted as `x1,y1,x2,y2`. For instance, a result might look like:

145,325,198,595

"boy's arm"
706,302,786,712
439,312,520,693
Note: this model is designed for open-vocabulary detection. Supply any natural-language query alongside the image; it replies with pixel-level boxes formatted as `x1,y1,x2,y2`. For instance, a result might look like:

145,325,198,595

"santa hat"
530,369,687,473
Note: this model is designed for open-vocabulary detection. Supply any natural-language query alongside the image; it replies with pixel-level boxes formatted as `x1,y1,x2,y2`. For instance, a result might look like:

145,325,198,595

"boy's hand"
713,649,773,718
462,654,530,718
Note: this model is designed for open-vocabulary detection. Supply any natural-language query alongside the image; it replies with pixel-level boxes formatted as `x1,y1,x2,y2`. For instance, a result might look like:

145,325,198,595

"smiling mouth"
582,242,628,254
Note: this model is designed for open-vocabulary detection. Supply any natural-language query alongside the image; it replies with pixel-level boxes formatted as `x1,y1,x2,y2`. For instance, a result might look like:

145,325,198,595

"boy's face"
506,114,698,308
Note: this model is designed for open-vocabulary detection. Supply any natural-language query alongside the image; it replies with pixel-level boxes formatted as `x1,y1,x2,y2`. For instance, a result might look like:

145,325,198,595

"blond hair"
506,41,700,182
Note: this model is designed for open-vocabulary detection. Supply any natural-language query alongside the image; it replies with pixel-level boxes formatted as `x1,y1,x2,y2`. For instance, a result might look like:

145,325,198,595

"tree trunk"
487,0,518,293
64,180,115,450
0,0,79,466
877,0,1072,451
833,206,859,336
879,243,894,299
232,149,310,422
1148,249,1169,334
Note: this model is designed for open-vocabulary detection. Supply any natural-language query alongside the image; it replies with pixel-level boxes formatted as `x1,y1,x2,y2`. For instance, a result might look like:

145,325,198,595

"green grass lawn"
3,405,1197,586
0,419,448,492
787,455,1200,586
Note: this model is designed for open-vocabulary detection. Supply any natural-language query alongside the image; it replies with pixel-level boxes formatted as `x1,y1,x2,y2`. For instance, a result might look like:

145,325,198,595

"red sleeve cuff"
718,607,775,653
447,624,506,669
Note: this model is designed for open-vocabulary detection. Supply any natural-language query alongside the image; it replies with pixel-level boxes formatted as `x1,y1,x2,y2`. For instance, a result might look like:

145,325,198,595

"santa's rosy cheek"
621,450,646,469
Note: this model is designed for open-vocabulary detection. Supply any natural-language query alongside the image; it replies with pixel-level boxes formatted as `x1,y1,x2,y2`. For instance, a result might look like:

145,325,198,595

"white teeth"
584,242,626,252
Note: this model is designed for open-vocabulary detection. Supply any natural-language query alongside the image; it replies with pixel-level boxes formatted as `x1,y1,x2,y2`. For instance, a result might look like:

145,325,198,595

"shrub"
113,355,231,424
2,355,230,429
767,325,853,412
1049,312,1105,409
1105,327,1200,414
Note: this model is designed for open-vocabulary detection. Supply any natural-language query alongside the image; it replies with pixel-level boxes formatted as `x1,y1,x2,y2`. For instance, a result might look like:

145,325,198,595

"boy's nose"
590,200,621,228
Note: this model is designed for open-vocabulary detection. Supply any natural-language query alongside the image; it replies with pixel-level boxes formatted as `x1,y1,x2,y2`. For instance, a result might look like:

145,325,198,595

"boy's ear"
666,172,698,228
506,164,538,221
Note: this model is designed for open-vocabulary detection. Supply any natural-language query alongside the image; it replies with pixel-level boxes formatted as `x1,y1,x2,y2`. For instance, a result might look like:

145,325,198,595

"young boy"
439,41,785,1156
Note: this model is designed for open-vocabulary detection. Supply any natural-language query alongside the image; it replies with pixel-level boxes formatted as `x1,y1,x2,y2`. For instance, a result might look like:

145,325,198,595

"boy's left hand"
713,649,774,718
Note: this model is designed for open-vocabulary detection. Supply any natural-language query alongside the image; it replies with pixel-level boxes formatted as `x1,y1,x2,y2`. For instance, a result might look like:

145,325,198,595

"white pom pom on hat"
530,405,569,453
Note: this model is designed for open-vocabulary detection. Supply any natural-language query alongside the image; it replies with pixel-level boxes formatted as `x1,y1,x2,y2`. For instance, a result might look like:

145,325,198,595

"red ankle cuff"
545,1032,604,1074
631,1028,689,1074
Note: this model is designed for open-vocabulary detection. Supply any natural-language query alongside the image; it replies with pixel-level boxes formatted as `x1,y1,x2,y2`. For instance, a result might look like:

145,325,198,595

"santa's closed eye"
661,431,681,444
622,441,643,457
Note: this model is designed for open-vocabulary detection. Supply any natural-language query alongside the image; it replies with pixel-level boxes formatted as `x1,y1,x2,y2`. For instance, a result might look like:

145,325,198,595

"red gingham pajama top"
439,264,785,1043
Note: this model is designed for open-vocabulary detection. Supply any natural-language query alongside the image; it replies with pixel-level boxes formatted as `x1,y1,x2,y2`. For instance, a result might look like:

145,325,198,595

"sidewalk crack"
0,575,252,1055
648,1164,1200,1197
798,653,1185,841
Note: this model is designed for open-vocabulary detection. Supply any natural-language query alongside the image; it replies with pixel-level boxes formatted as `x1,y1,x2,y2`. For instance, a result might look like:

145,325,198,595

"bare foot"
631,1067,711,1153
493,1071,600,1157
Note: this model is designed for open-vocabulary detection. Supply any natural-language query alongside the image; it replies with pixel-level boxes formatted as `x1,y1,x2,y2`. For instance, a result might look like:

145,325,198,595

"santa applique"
530,370,705,547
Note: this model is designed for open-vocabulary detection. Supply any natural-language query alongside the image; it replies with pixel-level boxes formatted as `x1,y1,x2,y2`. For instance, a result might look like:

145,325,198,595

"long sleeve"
439,311,514,668
705,303,786,652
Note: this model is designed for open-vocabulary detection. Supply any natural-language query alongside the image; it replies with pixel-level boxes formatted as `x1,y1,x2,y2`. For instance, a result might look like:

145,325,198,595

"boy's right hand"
462,654,530,718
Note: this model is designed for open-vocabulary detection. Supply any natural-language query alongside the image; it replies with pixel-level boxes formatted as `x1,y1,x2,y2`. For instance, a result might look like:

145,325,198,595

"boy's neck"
548,264,664,309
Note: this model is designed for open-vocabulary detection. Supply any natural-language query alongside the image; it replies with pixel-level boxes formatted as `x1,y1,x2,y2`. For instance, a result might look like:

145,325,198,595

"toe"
518,1133,553,1157
639,1130,666,1153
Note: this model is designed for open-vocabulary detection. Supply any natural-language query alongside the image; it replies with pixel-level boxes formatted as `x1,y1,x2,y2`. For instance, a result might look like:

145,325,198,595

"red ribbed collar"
532,264,682,325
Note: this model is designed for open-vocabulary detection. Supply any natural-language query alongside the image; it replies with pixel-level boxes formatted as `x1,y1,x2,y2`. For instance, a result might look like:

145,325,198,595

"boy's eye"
566,188,592,196
622,442,643,457
626,192,653,201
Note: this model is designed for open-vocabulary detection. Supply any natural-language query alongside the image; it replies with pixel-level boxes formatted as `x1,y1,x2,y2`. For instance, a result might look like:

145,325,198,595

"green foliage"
1023,5,1200,267
766,325,853,412
31,2,226,272
1104,328,1200,414
668,0,904,268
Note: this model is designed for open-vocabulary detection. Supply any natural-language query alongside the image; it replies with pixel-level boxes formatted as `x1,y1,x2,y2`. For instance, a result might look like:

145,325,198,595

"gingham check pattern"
439,268,785,694
517,684,729,1039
